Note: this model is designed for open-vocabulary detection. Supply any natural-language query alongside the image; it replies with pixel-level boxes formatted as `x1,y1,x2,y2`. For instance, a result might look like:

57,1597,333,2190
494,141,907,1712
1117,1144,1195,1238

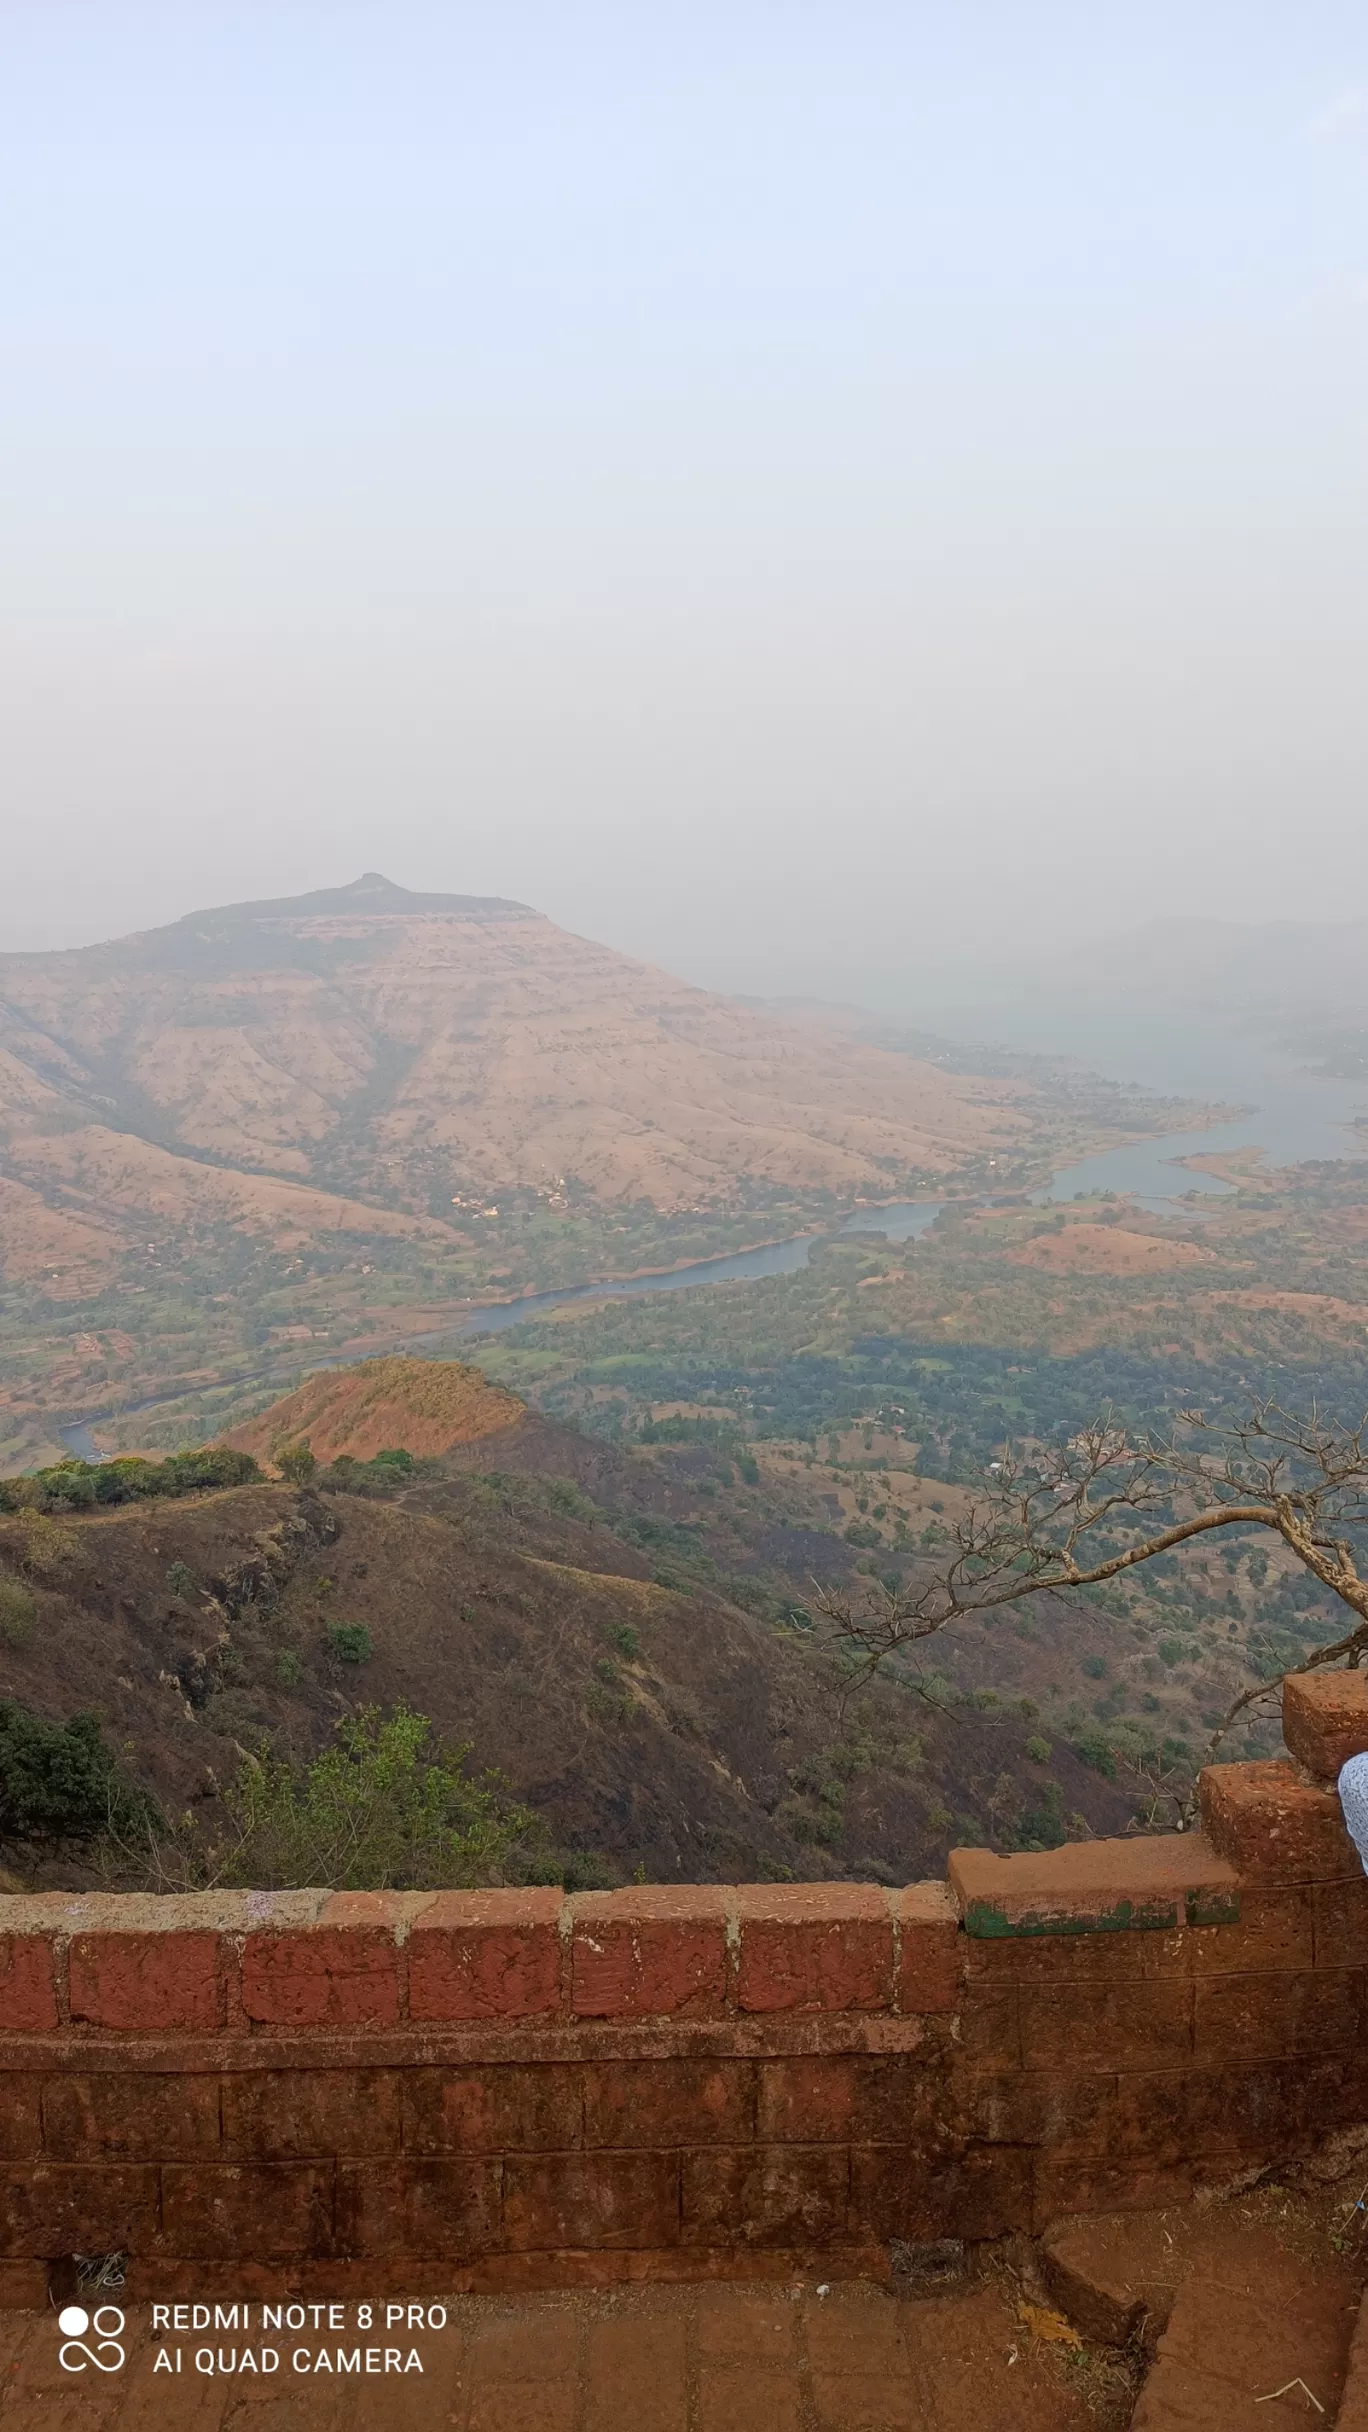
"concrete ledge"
947,1835,1240,1939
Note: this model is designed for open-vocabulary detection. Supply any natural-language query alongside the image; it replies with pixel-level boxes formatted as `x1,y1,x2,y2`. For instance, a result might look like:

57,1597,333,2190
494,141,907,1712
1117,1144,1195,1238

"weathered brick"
1160,2059,1345,2162
0,2079,42,2161
950,1834,1239,1939
1018,1976,1192,2069
1194,1966,1364,2064
336,2158,501,2260
222,2068,401,2160
1032,2154,1199,2228
582,2059,752,2150
695,2288,800,2364
0,1934,57,2031
967,1925,1183,1988
809,2371,920,2430
42,2072,221,2160
570,1889,728,2020
68,1930,224,2031
894,1883,959,2012
503,2151,681,2251
0,2261,47,2307
735,1886,893,2014
160,2161,334,2259
1314,1874,1368,1960
1282,1671,1368,1780
954,1976,1019,2065
403,2065,582,2155
803,2285,913,2372
241,1927,400,2027
851,2142,1033,2241
1183,1886,1314,1977
699,2367,802,2432
587,2315,688,2432
318,1890,421,1931
1201,1760,1358,1883
466,2312,579,2381
408,1889,563,2022
0,2163,160,2258
756,2057,859,2144
682,2145,849,2247
964,2066,1116,2155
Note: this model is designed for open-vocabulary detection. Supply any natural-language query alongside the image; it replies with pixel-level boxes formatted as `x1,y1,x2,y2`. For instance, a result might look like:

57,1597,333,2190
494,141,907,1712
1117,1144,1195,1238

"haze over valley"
5,875,1368,1894
5,3,1368,1911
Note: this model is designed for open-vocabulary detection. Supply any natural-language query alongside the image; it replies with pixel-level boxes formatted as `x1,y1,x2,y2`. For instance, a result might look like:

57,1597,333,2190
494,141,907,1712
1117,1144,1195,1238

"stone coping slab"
948,1834,1240,1939
1282,1670,1368,1781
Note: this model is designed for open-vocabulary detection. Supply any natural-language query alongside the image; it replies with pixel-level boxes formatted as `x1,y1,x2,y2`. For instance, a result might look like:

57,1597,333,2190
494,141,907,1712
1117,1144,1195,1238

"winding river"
53,1007,1368,1457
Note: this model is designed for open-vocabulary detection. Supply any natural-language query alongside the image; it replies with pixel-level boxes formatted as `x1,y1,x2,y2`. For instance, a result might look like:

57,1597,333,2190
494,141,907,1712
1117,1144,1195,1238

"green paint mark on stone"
1186,1888,1241,1927
962,1887,1238,1939
961,1894,1183,1938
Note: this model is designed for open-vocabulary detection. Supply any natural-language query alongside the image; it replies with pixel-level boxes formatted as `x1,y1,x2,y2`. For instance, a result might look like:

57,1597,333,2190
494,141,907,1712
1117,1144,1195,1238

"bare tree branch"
814,1402,1368,1761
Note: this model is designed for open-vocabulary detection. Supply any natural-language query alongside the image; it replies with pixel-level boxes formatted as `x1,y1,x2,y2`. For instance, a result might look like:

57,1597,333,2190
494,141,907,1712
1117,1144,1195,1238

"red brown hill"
221,1355,522,1466
0,874,1030,1279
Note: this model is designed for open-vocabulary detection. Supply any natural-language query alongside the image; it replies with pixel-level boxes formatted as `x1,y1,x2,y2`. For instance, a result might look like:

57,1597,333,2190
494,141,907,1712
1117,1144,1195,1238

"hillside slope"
221,1355,523,1465
0,1392,1136,1889
0,874,1027,1263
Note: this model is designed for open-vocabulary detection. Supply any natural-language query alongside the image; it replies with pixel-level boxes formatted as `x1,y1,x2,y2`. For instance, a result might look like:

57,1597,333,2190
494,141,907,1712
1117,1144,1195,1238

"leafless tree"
813,1401,1368,1757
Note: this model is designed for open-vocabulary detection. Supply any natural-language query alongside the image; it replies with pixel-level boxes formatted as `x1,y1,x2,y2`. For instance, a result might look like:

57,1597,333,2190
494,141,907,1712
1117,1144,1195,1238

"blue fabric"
1338,1752,1368,1877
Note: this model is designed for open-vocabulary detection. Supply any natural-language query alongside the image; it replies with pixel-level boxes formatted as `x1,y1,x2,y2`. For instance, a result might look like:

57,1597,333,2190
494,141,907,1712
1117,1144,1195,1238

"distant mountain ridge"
0,872,1028,1293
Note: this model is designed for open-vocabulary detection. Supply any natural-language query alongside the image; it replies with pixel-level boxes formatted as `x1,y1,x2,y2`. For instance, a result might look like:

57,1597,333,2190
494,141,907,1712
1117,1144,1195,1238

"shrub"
0,1704,139,1842
0,1579,37,1646
1072,1729,1118,1780
327,1623,373,1665
608,1623,639,1659
1017,1779,1066,1850
276,1441,317,1486
209,1704,537,1890
0,1450,259,1516
326,1448,427,1497
1025,1734,1052,1764
166,1560,197,1601
0,1512,81,1577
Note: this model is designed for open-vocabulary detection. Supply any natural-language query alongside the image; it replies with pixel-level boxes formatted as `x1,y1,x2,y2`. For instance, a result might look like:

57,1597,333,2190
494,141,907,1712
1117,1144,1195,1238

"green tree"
0,1705,141,1844
207,1704,536,1890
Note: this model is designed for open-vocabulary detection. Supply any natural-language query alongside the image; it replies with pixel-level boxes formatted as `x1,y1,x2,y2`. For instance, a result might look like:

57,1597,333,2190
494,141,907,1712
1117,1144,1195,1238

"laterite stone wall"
1,1677,1366,2302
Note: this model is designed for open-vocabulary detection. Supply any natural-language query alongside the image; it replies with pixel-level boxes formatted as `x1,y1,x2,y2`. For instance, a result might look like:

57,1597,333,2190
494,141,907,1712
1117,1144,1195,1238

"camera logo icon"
58,2306,126,2373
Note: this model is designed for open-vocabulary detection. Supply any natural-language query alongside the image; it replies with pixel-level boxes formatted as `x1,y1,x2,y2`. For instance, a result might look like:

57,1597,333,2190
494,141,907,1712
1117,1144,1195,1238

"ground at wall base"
0,2273,1123,2432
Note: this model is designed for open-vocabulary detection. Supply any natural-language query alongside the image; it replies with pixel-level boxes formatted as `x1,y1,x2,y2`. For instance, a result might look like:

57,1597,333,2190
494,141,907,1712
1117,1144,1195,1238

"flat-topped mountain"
0,874,1027,1288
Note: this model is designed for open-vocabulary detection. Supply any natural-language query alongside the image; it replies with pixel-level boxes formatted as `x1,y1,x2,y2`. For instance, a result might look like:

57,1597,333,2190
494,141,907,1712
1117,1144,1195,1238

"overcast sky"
2,4,1366,999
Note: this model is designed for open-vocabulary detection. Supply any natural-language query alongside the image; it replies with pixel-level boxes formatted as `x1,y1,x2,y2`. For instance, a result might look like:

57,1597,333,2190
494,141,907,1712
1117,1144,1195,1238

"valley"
0,875,1204,1468
4,883,1368,1897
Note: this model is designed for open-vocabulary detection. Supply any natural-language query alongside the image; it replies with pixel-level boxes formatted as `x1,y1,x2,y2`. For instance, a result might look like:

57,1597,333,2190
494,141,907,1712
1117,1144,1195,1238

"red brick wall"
2,1703,1366,2302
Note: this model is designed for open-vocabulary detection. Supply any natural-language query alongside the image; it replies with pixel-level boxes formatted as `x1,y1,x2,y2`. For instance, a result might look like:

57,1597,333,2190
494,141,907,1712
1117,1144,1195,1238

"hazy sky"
2,4,1366,999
